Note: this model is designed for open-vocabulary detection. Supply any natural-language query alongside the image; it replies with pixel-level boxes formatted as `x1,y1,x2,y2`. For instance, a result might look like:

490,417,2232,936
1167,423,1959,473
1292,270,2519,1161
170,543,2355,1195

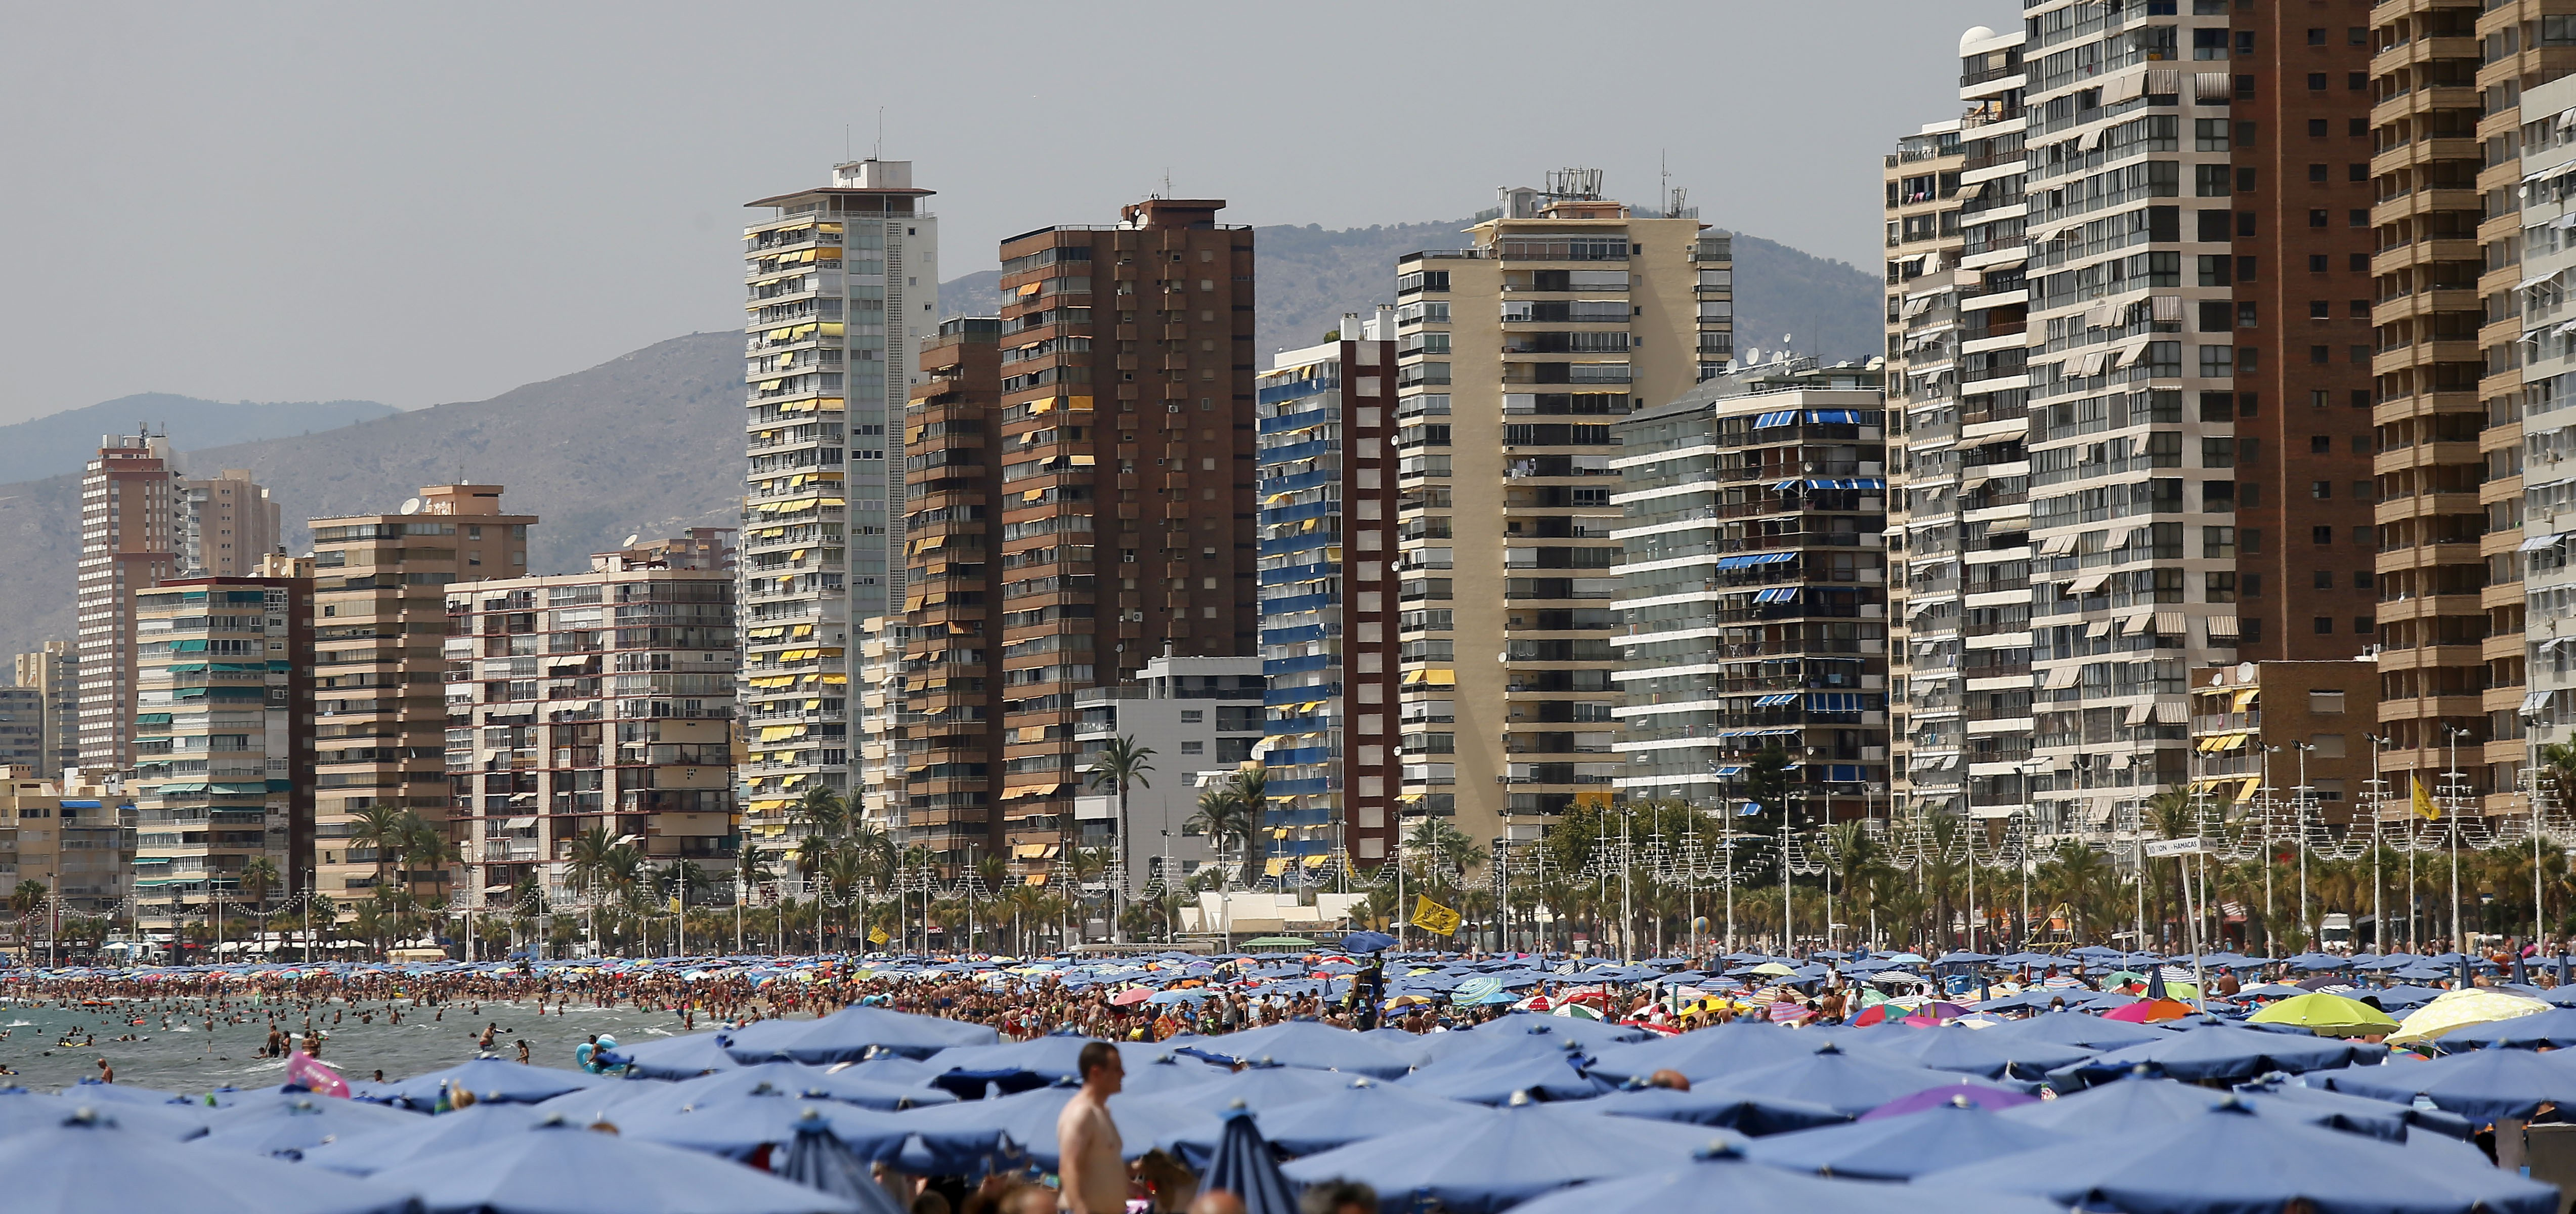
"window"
2310,345,2330,364
2309,435,2330,454
2196,208,2232,240
2307,118,2328,136
2354,570,2373,590
2313,570,2335,590
2307,73,2327,91
2206,571,2238,602
2195,120,2231,152
2309,301,2330,319
2310,690,2346,714
2194,164,2233,197
2308,254,2329,272
1180,740,1204,755
2356,616,2375,634
2244,573,2262,599
2202,437,2236,467
2308,167,2328,186
2244,529,2261,554
2310,733,2347,758
2311,616,2333,634
2349,253,2367,271
2311,480,2331,499
2311,525,2333,545
2203,526,2237,558
2199,301,2234,332
2197,255,2232,286
1179,709,1204,723
2347,72,2367,90
2353,525,2374,546
2199,345,2235,376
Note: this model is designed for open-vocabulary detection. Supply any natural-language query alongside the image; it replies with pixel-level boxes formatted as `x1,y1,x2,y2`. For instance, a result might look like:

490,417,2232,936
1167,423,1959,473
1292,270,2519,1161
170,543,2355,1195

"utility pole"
2446,726,2469,950
2293,741,2313,951
1619,808,1634,964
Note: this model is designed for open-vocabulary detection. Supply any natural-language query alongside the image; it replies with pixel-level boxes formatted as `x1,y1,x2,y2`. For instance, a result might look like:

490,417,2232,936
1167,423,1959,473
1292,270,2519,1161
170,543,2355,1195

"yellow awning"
2218,733,2249,751
821,673,847,684
1265,858,1289,876
2232,688,2259,711
1018,282,1043,297
757,725,805,741
803,699,822,709
1302,855,1329,868
1402,668,1456,686
1067,396,1094,411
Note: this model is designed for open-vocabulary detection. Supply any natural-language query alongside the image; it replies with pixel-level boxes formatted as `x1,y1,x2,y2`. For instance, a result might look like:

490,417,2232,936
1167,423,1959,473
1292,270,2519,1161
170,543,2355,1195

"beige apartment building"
1390,173,1731,849
0,767,135,926
184,469,282,577
76,433,186,771
309,484,533,906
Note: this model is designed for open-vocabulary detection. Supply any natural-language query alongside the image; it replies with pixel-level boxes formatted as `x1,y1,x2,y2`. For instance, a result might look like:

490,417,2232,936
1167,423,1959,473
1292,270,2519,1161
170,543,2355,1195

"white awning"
503,816,538,830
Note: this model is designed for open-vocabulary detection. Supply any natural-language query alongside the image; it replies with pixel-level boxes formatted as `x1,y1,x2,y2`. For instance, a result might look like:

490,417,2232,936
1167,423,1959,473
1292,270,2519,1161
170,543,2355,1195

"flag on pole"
1410,895,1462,937
2412,774,2440,821
867,927,888,945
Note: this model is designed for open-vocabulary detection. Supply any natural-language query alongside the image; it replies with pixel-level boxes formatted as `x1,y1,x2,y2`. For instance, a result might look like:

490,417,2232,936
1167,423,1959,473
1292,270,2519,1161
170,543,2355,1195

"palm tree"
2036,840,2125,944
1188,782,1262,889
347,804,411,899
2538,740,2576,813
239,857,280,959
565,827,620,897
819,845,871,952
1403,816,1482,893
734,843,776,905
794,786,849,843
1087,735,1155,942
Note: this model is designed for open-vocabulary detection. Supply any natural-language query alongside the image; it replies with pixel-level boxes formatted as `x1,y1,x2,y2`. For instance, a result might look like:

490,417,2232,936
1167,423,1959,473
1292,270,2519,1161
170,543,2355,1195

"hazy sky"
0,1,1995,424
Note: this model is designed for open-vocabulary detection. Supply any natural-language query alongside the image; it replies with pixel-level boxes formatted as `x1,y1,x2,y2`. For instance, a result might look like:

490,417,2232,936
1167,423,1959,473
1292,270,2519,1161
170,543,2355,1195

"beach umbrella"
1278,1094,1742,1214
1342,931,1400,953
191,1095,422,1158
1203,1110,1300,1214
1859,1080,2039,1120
1234,1076,1495,1156
629,1062,953,1115
1925,1101,2556,1214
370,1117,861,1213
883,1080,1217,1174
0,1089,207,1140
2051,1019,2384,1084
2318,1045,2576,1123
1576,1081,1848,1136
1146,1065,1356,1118
1746,1097,2075,1179
2003,1071,2438,1144
2246,995,2400,1041
378,1058,610,1110
1866,1024,2092,1080
1507,1144,2068,1214
2387,989,2550,1046
300,1102,549,1176
1585,1021,1831,1085
776,1111,906,1214
617,1086,915,1161
1709,1041,2003,1116
0,1107,414,1214
2101,997,2195,1024
2417,1006,2576,1052
1977,1009,2169,1052
618,1033,746,1081
724,1004,999,1064
1474,1011,1651,1051
2231,1077,2473,1143
1182,1021,1412,1079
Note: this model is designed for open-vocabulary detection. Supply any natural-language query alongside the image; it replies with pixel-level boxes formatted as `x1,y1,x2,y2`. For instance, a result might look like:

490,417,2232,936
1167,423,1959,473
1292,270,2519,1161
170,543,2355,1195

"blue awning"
1753,587,1799,604
1715,766,1747,777
1715,552,1798,569
1806,409,1864,425
1777,477,1886,492
1753,410,1798,428
1753,693,1799,707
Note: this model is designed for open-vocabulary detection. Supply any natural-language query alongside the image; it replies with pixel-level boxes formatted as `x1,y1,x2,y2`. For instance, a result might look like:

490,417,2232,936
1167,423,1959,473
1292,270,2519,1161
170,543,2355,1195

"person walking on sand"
1056,1041,1128,1214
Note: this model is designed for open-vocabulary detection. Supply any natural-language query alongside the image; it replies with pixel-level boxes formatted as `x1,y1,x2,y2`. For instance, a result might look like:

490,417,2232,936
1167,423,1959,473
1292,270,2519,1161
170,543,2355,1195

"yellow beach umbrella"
2246,990,2400,1038
2387,988,2549,1045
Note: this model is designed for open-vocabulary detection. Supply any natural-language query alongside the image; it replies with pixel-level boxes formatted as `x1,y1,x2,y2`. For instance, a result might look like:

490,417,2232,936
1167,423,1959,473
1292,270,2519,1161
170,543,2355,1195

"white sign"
2143,837,2206,857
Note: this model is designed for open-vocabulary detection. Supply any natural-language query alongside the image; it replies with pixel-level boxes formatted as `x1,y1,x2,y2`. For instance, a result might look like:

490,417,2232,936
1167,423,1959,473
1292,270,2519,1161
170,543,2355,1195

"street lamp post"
2293,740,2314,951
2446,725,2472,949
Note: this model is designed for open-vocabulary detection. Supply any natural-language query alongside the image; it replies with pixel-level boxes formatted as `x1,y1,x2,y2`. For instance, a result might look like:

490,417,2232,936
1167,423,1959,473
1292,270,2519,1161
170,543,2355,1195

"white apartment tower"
738,159,936,839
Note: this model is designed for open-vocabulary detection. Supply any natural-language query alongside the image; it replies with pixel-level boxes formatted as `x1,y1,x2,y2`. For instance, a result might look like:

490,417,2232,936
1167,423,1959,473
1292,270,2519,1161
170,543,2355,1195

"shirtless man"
1056,1041,1127,1214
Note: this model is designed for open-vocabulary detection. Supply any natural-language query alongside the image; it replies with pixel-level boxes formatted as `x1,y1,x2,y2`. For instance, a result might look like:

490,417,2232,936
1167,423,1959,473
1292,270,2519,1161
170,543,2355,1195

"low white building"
1074,655,1265,895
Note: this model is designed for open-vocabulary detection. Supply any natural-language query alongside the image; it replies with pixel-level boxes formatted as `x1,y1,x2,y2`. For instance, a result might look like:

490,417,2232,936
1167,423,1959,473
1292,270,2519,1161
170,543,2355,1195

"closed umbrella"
2247,991,2401,1038
1203,1110,1300,1214
1926,1101,2557,1214
0,1108,413,1214
777,1111,906,1214
1279,1095,1740,1214
1745,1098,2075,1179
368,1117,863,1214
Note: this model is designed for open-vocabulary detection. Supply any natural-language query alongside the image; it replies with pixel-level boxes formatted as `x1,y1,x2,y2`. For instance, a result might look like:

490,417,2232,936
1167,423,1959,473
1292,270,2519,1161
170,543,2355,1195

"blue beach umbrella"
0,1089,207,1140
2051,1019,2384,1085
1203,1110,1300,1214
367,1117,864,1214
1575,1081,1848,1135
630,1061,953,1115
2318,1046,2576,1123
300,1102,550,1175
1584,1021,1827,1085
1508,1143,2068,1214
2420,1007,2576,1052
1234,1076,1494,1156
1182,1021,1412,1078
1745,1097,2075,1179
191,1095,422,1158
379,1058,611,1110
1976,1009,2169,1052
618,1032,745,1081
724,1004,998,1064
0,1108,414,1214
617,1087,915,1161
1710,1041,2007,1117
1927,1102,2557,1214
1868,1024,2093,1080
1278,1095,1743,1214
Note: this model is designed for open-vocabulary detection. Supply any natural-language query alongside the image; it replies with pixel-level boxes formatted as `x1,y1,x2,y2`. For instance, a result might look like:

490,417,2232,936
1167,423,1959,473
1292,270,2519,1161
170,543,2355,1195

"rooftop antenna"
845,123,851,160
876,107,884,160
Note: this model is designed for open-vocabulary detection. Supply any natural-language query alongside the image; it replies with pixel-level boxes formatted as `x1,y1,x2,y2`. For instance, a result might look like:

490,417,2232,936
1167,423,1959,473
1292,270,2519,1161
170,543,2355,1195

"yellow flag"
867,927,888,945
2412,775,2440,822
1410,896,1462,937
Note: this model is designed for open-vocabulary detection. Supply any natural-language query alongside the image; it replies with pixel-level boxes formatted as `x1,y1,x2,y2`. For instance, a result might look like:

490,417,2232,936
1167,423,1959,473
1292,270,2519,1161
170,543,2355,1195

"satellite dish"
622,534,641,549
399,497,421,516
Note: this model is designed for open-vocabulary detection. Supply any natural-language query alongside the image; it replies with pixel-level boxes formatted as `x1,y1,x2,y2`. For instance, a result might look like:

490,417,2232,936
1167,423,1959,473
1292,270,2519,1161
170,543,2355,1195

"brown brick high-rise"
901,316,1007,872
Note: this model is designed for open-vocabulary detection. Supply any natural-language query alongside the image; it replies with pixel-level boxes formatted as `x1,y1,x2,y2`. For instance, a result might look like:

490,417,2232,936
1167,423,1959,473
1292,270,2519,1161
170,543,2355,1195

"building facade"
2521,71,2576,787
0,688,42,771
1391,174,1731,851
15,642,78,778
1254,314,1402,870
443,552,736,908
1611,359,1892,820
310,484,534,906
127,565,313,936
988,198,1259,883
76,432,187,771
1890,26,2024,825
894,316,1005,871
181,469,284,578
1072,655,1265,894
739,159,937,845
2188,659,2381,830
0,767,134,919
